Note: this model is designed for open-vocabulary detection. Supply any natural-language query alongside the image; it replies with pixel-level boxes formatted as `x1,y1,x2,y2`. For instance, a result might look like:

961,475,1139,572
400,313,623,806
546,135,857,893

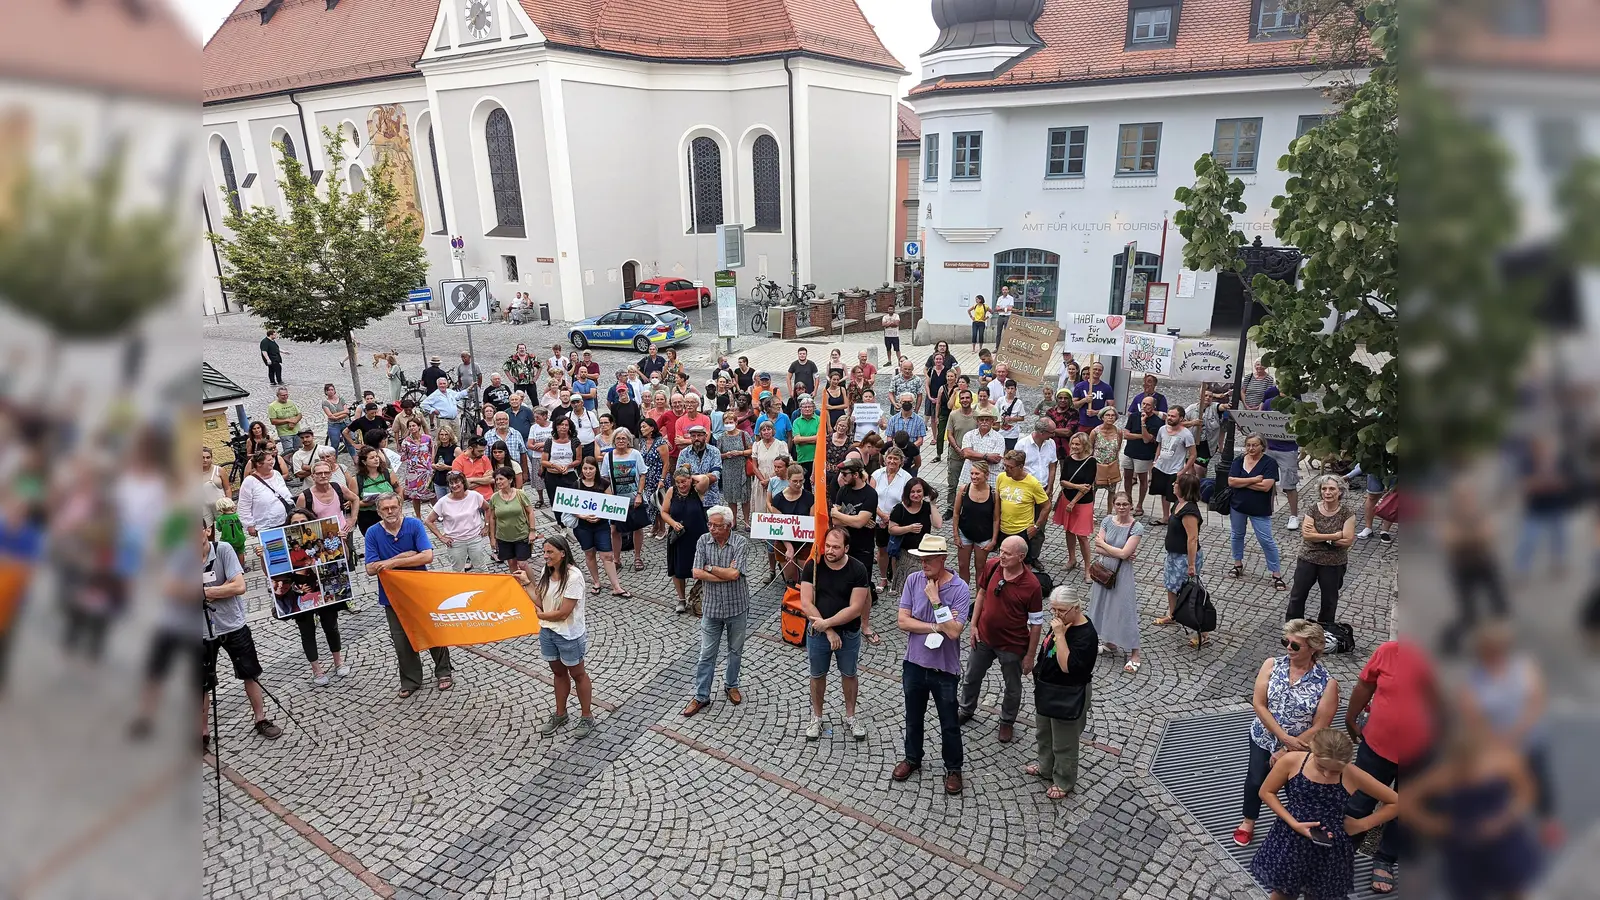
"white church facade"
201,0,906,321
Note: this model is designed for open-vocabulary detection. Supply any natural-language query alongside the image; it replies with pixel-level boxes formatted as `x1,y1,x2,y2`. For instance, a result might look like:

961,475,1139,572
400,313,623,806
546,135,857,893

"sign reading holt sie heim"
552,487,631,523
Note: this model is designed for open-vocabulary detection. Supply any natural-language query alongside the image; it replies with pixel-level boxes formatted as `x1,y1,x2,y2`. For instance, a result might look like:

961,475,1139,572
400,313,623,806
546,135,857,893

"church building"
201,0,906,320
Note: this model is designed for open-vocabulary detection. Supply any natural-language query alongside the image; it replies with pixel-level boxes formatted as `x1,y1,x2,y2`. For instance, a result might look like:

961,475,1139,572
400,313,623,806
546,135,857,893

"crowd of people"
196,330,1554,899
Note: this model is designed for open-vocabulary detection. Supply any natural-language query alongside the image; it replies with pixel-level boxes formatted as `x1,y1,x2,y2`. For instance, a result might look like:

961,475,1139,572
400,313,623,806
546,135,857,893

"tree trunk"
345,333,362,398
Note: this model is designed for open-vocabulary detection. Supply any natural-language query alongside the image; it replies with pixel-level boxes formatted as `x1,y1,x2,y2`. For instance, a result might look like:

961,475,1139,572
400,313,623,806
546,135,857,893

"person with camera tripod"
201,520,283,748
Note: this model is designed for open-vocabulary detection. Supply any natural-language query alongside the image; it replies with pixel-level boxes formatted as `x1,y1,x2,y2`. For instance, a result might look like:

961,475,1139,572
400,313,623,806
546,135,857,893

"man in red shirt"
451,436,495,500
1344,639,1436,894
956,535,1042,743
856,350,877,385
673,393,711,450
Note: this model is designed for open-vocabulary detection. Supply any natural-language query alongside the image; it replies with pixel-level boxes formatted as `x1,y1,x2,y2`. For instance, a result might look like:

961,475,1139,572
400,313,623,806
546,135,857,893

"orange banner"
0,560,30,634
378,570,540,651
811,400,831,561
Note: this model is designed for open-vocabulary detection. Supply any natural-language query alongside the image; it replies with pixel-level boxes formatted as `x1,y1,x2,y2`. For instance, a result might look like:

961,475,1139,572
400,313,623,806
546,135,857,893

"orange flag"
810,399,831,562
379,570,541,651
0,560,30,634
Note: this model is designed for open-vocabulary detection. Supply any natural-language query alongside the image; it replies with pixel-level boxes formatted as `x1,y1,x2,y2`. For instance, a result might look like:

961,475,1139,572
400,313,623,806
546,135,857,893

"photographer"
200,520,282,748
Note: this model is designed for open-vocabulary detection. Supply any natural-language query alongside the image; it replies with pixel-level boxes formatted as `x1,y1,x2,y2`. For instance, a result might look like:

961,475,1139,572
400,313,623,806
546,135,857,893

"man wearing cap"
609,378,642,436
886,393,928,467
957,535,1042,743
753,372,781,410
420,355,449,398
288,428,330,486
575,349,601,382
677,423,723,507
1021,418,1060,495
960,403,1006,487
996,449,1051,566
831,459,881,643
420,376,469,436
1056,349,1079,394
345,401,388,465
892,534,971,795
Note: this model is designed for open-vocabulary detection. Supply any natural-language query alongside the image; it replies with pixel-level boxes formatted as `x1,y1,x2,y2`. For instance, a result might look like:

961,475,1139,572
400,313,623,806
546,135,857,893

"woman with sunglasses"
1234,619,1340,848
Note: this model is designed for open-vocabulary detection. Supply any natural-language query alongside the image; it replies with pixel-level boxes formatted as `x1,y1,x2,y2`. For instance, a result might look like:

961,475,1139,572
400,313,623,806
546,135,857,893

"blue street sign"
903,241,921,259
407,287,432,305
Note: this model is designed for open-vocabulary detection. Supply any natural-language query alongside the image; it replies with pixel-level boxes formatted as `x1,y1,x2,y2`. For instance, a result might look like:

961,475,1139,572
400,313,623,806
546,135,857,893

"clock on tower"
464,0,492,39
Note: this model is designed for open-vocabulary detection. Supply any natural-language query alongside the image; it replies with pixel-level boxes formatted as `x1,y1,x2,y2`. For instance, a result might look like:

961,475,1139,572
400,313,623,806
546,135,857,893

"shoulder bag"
1087,522,1127,588
1032,633,1088,721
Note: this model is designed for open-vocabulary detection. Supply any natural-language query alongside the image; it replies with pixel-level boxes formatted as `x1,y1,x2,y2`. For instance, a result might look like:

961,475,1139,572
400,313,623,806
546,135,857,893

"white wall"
913,71,1339,336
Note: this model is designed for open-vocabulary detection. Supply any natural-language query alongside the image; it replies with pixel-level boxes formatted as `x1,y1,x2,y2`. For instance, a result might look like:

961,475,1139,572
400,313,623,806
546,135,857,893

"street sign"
406,287,432,306
716,224,745,269
439,278,490,325
407,312,430,326
450,235,466,261
903,241,921,259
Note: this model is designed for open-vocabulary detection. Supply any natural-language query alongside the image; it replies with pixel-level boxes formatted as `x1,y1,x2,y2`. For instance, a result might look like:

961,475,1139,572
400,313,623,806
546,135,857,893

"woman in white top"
997,380,1027,451
426,471,492,572
237,450,293,565
871,446,913,591
516,535,596,740
201,446,229,521
750,420,788,516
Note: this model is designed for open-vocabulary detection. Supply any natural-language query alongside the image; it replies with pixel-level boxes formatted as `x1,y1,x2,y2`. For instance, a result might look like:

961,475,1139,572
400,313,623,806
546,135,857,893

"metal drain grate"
1152,708,1395,899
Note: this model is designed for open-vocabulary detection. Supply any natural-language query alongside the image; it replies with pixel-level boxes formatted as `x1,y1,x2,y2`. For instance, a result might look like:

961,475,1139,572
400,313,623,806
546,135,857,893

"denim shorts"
573,519,612,553
1366,474,1394,495
539,629,588,666
806,628,861,679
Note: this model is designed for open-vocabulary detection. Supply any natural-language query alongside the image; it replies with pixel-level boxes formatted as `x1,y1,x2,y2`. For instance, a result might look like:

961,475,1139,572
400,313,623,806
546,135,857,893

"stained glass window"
485,108,523,229
752,135,782,232
688,137,723,234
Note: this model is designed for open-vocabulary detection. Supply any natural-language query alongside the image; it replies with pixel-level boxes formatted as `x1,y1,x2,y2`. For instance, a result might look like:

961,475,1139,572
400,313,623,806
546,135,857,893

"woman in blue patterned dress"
1234,619,1341,848
639,417,669,539
1249,729,1397,899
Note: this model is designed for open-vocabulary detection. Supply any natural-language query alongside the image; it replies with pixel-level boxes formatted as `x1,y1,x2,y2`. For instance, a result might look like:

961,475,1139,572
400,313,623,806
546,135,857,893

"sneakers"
675,600,687,614
335,664,351,678
573,717,596,740
254,719,283,740
1378,532,1393,544
540,713,569,736
847,717,867,741
313,672,330,687
1286,515,1301,531
1357,527,1373,539
805,716,823,741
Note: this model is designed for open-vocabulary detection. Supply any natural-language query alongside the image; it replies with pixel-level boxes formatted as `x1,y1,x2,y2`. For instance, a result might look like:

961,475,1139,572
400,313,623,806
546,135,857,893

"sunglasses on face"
1280,638,1302,651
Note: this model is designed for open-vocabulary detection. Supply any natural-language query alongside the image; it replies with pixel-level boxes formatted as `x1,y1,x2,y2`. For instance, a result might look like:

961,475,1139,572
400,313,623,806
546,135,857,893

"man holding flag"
365,494,453,697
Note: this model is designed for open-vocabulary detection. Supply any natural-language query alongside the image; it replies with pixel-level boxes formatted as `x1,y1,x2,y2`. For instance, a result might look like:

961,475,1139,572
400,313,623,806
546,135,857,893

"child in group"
213,498,249,567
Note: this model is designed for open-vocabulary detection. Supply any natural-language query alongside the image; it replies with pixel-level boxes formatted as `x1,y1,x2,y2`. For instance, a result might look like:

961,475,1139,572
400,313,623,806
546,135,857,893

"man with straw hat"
892,534,971,795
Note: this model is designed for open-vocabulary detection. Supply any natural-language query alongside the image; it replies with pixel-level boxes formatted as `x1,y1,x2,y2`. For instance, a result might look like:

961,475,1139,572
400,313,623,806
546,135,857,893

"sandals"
1024,763,1043,777
611,589,633,598
1189,634,1211,648
1370,865,1396,894
1272,575,1287,591
1123,660,1141,674
1153,616,1175,626
1231,563,1244,578
397,689,416,699
866,631,883,646
1046,785,1068,800
633,560,646,572
436,677,454,691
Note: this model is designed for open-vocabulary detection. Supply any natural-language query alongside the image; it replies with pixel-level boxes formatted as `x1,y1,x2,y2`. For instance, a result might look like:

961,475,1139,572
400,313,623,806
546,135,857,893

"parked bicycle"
223,421,252,487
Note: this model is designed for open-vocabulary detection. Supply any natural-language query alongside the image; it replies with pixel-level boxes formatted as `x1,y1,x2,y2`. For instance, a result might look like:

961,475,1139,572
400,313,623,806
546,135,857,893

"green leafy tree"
0,146,182,340
210,129,426,396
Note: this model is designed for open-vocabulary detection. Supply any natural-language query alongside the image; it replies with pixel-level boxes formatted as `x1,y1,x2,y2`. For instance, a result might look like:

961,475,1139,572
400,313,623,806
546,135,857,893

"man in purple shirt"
1074,360,1111,430
892,534,972,795
1128,373,1169,414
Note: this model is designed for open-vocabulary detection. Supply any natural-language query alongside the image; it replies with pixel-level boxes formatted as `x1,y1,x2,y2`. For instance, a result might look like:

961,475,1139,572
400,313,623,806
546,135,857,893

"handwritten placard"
751,513,816,542
551,487,631,522
1231,410,1294,441
994,316,1062,386
1122,332,1176,376
1061,314,1126,358
1172,339,1240,383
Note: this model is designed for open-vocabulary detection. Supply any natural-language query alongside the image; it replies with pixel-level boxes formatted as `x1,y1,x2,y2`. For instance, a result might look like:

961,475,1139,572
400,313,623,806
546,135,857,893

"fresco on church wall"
366,104,422,239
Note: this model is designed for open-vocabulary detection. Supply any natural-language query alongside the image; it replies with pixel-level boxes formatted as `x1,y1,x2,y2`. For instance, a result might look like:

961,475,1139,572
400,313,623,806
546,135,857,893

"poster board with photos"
260,515,353,618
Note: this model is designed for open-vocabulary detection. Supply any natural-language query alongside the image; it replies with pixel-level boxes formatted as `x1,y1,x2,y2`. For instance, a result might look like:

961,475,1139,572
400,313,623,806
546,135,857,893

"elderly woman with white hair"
1025,587,1099,799
1286,474,1357,625
1233,619,1340,848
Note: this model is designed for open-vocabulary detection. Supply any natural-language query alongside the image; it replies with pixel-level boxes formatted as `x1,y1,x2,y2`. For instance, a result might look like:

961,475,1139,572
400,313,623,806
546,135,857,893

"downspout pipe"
784,56,799,294
288,92,323,184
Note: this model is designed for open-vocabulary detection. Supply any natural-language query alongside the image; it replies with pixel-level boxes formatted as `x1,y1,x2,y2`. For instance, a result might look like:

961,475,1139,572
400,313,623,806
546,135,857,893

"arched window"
751,134,781,232
281,133,297,162
687,136,723,234
485,108,524,232
348,164,366,195
427,126,449,233
218,139,241,215
994,248,1061,317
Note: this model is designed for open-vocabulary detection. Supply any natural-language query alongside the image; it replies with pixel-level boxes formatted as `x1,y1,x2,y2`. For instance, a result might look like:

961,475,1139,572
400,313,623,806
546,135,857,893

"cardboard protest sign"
1061,314,1125,357
552,487,631,522
380,570,541,651
995,316,1062,386
1172,339,1240,383
1231,410,1294,441
1122,332,1176,377
852,403,882,442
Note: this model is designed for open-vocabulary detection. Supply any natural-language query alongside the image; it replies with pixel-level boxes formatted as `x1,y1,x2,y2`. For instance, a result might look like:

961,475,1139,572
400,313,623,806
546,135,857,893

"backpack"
780,585,807,647
1323,621,1357,655
1031,567,1054,602
300,480,347,512
1172,577,1217,637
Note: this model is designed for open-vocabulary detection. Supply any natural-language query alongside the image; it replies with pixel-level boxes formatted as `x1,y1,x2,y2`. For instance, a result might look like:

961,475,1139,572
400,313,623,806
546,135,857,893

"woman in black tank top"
953,460,998,583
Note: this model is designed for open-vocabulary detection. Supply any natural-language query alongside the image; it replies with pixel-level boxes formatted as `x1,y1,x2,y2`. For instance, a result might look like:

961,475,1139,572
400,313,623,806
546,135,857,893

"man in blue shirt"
365,494,451,696
571,371,599,412
420,377,469,433
1128,373,1169,414
755,393,792,442
1259,385,1302,531
505,391,534,442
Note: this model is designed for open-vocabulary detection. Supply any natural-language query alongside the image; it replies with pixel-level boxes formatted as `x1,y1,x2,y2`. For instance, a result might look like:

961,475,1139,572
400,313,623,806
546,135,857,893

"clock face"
464,0,492,38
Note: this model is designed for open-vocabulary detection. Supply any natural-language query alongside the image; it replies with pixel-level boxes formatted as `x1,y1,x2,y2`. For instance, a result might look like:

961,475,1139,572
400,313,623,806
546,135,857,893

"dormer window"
1253,0,1303,39
258,0,283,24
1127,0,1179,49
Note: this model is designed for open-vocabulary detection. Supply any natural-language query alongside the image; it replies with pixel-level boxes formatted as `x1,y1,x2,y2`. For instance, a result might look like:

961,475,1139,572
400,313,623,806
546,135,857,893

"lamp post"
1214,235,1302,478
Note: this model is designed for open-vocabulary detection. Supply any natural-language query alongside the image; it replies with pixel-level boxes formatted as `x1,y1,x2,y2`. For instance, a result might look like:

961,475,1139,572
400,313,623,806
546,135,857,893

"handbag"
248,474,297,523
1033,676,1087,721
1088,523,1127,587
1373,489,1403,523
687,579,704,617
1172,576,1218,635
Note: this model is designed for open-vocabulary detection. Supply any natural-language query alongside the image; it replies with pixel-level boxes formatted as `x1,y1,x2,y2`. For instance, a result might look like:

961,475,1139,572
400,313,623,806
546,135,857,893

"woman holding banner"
573,457,628,598
606,429,649,573
769,465,814,584
659,466,710,613
750,421,787,517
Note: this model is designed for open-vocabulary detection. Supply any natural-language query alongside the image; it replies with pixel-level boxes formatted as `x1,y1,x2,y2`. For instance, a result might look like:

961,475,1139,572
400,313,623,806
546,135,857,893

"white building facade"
201,0,905,321
909,0,1350,337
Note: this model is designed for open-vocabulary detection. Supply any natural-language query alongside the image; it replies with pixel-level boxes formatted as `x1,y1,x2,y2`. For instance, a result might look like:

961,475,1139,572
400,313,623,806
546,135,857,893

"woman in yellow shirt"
969,295,989,352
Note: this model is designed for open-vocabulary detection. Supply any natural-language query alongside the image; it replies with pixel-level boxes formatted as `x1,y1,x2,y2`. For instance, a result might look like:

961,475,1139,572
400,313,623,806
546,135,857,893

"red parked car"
632,277,710,311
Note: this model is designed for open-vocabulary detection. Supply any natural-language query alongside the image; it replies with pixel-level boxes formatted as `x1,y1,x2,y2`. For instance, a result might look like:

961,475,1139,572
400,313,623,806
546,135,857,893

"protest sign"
379,571,541,651
552,487,631,522
1122,332,1176,376
751,513,816,542
852,403,882,442
260,515,354,619
995,316,1061,386
1061,314,1125,357
1231,410,1294,441
1171,339,1240,383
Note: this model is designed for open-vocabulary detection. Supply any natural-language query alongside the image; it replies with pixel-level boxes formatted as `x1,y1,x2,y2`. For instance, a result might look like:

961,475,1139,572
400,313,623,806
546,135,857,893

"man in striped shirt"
682,506,751,716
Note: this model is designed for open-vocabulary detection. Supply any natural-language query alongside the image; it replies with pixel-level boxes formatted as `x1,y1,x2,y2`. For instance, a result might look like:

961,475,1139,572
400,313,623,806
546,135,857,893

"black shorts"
145,630,199,683
497,538,532,561
202,625,263,694
874,524,892,549
1150,468,1178,500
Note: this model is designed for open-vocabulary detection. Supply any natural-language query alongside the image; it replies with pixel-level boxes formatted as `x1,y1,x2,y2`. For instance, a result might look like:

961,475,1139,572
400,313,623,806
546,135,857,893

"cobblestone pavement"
202,308,1399,899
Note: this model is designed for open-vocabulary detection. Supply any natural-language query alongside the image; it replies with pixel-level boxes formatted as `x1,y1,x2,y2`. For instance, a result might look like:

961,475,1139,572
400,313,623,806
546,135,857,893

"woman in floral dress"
399,418,435,519
639,417,670,539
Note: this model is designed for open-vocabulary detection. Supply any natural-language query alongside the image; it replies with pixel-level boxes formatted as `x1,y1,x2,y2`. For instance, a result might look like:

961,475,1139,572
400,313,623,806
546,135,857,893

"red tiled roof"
1431,0,1600,75
1,0,198,103
897,102,920,142
910,0,1336,96
204,0,903,103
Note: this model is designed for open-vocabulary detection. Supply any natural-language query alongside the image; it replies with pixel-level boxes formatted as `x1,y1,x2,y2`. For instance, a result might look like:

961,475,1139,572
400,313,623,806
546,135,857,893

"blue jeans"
1229,509,1281,574
903,660,963,773
326,423,348,456
693,613,748,702
1515,510,1567,574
